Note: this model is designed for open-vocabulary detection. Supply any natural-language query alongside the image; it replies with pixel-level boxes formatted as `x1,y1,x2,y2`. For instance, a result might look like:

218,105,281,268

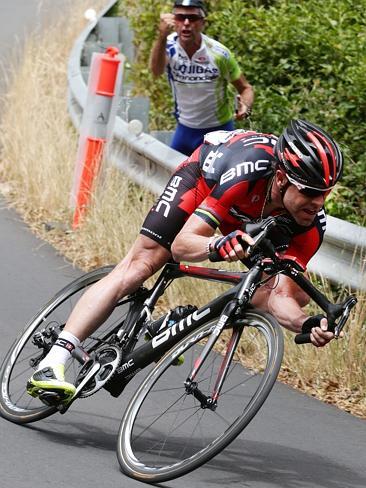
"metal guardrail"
67,1,366,291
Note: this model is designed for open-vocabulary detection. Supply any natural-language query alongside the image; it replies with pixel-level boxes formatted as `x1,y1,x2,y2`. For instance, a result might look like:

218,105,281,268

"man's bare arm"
149,13,175,76
231,75,254,120
254,274,334,347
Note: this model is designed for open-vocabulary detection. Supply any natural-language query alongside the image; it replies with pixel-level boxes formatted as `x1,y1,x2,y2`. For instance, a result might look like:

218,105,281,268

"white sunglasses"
285,174,334,197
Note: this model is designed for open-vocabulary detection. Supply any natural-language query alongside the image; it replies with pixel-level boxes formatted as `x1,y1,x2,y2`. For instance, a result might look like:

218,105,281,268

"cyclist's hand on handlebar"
301,314,343,347
211,230,255,262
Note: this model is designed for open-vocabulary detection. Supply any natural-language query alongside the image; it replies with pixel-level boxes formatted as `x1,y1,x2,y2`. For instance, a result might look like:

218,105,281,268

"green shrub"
118,0,366,224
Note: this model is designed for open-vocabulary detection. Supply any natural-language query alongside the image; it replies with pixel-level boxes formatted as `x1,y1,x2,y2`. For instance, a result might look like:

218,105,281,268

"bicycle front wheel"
117,309,284,483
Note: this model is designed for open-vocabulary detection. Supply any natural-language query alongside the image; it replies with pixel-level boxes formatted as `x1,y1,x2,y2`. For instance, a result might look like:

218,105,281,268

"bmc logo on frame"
151,308,211,349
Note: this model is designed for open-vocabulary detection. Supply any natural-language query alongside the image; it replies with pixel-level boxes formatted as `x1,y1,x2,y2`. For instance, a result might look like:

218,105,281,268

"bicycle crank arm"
57,362,101,414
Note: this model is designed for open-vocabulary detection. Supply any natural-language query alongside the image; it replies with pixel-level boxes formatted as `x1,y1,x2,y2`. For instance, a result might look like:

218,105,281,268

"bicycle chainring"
75,345,122,398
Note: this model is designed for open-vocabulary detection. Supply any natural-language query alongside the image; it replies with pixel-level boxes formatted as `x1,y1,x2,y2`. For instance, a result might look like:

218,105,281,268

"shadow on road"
23,411,366,488
200,439,366,488
24,409,119,452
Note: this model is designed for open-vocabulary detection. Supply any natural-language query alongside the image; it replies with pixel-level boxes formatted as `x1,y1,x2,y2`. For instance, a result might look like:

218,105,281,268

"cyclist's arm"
258,274,310,332
253,274,334,347
172,214,254,262
171,215,218,262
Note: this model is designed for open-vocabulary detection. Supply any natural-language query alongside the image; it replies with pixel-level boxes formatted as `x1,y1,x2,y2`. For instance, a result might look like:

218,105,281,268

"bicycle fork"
184,265,262,411
184,299,244,411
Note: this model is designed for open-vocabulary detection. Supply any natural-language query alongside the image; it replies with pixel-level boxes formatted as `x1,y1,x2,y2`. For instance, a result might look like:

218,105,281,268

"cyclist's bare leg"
64,235,171,341
27,236,171,399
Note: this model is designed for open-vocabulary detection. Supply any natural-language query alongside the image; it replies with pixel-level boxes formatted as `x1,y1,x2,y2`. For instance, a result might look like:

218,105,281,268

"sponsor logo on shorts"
141,227,163,240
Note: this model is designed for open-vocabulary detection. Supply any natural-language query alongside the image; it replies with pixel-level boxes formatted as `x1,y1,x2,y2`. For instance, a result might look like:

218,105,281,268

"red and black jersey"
141,130,326,270
188,130,276,228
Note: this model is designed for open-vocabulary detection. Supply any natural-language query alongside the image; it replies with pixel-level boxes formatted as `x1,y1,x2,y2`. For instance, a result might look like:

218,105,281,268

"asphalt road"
0,3,365,488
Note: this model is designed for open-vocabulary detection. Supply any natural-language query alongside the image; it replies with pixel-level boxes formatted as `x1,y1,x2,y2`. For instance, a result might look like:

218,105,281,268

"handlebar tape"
294,332,312,344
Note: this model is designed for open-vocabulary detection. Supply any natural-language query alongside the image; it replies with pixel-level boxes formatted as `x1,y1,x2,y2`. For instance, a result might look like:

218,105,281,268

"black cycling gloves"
210,230,247,260
301,314,326,334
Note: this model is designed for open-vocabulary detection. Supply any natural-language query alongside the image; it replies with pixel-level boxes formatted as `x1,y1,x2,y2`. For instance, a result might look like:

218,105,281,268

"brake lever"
333,296,357,338
246,231,265,257
295,295,357,345
246,217,277,256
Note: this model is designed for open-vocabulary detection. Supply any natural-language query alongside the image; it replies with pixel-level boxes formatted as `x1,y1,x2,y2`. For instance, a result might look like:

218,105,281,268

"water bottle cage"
146,304,198,338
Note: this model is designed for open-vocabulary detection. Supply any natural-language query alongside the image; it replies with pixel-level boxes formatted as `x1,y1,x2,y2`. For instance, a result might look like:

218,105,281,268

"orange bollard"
71,46,124,229
72,137,105,228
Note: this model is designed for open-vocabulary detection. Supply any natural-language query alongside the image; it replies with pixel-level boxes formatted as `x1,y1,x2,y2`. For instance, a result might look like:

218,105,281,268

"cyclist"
150,0,254,155
27,119,343,403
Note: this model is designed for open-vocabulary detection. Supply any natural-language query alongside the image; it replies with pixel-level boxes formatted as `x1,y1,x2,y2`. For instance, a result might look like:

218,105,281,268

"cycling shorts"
171,120,235,156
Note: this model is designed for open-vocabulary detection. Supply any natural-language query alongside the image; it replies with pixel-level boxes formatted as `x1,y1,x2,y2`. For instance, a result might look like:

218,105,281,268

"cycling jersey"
166,33,242,128
141,130,327,270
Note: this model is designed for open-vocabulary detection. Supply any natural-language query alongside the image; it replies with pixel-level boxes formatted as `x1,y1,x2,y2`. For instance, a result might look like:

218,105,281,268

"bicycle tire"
117,309,284,483
0,265,129,424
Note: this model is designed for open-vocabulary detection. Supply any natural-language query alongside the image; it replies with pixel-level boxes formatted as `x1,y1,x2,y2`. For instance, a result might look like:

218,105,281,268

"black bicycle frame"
103,261,269,400
101,257,356,399
103,262,248,396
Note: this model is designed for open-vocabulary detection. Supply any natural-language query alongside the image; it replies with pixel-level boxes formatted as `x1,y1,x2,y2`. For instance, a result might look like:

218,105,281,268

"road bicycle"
0,217,357,483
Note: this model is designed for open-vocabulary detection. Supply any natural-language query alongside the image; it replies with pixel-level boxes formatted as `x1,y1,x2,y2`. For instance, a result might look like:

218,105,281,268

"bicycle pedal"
38,390,66,407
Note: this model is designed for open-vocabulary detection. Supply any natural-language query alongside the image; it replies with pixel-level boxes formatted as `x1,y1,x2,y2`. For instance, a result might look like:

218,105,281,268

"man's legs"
27,235,171,401
171,121,236,156
63,236,171,341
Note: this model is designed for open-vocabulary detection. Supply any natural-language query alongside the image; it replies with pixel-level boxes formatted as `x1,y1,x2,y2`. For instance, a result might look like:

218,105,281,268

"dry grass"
0,1,365,419
280,277,366,418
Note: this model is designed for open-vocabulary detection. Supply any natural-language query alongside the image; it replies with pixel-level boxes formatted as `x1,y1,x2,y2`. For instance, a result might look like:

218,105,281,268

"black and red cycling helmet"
275,119,343,190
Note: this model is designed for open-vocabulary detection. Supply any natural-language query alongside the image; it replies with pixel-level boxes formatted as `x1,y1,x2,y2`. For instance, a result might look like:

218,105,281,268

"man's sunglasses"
298,187,331,198
174,14,204,22
286,174,333,198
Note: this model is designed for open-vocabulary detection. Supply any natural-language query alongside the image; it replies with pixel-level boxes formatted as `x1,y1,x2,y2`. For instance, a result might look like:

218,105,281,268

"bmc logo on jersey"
155,176,182,218
220,160,269,185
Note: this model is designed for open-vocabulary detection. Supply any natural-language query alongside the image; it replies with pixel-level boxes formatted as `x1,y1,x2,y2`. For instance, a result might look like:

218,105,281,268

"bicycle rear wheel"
0,266,134,424
117,309,284,483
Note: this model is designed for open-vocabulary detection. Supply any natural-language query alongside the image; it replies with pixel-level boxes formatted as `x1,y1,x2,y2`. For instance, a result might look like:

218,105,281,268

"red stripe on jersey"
254,144,274,156
283,225,321,270
199,179,268,234
205,180,252,219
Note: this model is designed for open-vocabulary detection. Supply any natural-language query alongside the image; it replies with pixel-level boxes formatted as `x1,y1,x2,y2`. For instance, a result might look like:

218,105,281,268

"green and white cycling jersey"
166,33,242,129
